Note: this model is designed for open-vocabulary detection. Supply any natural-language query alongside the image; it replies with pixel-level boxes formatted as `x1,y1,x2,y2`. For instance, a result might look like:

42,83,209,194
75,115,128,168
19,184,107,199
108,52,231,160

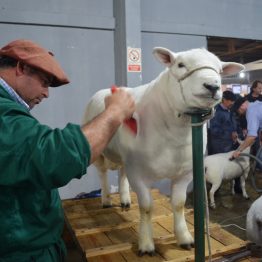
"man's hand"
231,136,256,160
232,150,241,159
242,129,248,138
231,131,238,143
104,88,135,123
82,88,135,164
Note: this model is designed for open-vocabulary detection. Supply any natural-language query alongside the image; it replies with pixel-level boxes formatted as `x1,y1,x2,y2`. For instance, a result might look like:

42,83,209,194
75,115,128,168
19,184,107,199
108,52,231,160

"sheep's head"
153,47,244,112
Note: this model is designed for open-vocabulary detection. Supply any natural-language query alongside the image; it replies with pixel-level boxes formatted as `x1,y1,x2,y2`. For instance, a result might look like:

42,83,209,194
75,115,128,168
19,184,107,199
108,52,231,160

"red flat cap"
0,39,70,87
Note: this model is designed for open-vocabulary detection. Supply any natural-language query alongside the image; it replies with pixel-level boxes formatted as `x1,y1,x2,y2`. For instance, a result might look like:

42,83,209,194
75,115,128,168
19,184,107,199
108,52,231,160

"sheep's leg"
231,179,236,195
90,168,112,208
94,156,112,208
138,188,154,256
171,175,194,250
209,182,221,209
118,167,131,209
97,169,112,208
132,181,155,256
240,175,249,199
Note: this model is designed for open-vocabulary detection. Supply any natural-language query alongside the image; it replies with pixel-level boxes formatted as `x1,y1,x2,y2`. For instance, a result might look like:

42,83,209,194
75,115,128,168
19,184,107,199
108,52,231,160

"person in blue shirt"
232,97,262,159
208,90,238,155
237,80,262,135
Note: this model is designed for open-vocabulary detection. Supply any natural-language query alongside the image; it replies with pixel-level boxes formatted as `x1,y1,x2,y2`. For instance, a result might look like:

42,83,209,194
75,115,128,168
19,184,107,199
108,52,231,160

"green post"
190,110,210,262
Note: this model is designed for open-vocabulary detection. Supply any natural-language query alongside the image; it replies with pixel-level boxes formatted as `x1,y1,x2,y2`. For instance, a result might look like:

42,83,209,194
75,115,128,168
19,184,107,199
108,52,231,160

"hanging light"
239,71,245,78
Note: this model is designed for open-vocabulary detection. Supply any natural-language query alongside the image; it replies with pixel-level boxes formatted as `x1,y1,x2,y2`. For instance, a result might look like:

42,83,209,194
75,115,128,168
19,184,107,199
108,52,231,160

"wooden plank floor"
62,189,256,262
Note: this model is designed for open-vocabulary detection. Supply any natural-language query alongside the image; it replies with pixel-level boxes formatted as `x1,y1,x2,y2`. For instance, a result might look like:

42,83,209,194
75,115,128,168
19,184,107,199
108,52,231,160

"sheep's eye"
178,62,185,68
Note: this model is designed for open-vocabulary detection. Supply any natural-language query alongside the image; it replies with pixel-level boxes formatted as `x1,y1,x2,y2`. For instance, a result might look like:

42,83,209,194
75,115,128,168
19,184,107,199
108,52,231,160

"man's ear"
16,61,25,76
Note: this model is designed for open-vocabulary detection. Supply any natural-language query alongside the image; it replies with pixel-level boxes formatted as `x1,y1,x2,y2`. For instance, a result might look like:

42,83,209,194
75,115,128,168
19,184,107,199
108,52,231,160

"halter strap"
177,66,220,82
171,65,220,109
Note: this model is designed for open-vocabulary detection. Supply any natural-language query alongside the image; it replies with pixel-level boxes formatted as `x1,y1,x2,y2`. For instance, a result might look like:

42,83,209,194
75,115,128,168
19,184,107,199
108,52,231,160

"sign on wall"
127,47,142,72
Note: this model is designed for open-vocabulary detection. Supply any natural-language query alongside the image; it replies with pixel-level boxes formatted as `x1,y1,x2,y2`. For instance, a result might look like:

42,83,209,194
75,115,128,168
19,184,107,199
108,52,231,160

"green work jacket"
0,85,90,261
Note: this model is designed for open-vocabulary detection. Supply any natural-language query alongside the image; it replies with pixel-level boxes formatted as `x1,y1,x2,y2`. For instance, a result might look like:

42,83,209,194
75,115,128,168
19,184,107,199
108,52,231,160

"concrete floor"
65,168,262,262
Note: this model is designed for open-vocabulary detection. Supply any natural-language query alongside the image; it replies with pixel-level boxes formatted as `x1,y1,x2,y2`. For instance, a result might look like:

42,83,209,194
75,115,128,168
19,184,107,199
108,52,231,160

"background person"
208,90,243,193
0,39,135,262
232,97,262,160
208,90,238,155
237,80,262,137
246,80,262,102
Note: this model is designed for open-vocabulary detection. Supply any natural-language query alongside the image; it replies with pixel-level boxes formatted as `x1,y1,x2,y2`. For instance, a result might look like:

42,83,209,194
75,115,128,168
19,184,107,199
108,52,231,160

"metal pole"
190,110,209,262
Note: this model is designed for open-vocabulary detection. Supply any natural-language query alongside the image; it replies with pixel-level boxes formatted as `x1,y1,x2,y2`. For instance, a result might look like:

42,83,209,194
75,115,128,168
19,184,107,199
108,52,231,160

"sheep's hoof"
180,243,194,250
102,204,112,208
138,250,156,257
121,203,130,210
210,203,216,209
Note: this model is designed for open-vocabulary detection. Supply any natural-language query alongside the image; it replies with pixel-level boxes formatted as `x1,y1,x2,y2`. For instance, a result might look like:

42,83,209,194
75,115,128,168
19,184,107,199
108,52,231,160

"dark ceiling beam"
219,45,262,58
207,36,262,64
228,39,236,53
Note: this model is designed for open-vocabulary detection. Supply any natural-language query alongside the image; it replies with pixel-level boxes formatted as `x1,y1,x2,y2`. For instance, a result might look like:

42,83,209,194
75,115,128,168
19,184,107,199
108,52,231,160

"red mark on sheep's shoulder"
111,85,137,135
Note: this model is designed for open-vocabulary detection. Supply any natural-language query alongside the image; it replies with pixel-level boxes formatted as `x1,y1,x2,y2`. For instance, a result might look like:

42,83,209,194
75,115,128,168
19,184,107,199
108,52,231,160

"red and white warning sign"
127,47,142,72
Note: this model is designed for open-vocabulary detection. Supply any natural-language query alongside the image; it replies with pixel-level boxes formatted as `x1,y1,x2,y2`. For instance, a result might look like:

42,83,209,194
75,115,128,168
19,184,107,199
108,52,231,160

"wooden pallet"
62,189,255,262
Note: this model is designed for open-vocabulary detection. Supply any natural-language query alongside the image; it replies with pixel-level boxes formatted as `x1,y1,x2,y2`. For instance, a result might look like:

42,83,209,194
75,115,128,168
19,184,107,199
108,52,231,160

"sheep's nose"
203,83,220,93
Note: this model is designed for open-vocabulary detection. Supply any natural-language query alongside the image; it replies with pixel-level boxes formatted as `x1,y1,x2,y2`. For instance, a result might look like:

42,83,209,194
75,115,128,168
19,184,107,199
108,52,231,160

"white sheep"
246,195,262,246
204,146,250,209
83,47,243,255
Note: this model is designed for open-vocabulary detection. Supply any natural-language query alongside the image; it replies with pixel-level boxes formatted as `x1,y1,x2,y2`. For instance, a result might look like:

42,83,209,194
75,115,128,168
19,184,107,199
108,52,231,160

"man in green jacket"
0,39,135,262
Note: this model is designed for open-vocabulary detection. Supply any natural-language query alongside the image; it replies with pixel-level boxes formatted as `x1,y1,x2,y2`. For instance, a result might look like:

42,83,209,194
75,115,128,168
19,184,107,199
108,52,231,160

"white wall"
0,1,116,199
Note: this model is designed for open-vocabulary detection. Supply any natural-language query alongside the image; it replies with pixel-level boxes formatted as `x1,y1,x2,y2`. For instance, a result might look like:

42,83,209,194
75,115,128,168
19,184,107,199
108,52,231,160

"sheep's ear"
221,62,245,76
153,47,176,67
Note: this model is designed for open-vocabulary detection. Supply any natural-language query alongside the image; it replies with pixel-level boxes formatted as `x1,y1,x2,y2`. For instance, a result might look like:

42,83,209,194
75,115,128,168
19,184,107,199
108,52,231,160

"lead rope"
204,178,212,262
182,108,215,127
190,108,215,127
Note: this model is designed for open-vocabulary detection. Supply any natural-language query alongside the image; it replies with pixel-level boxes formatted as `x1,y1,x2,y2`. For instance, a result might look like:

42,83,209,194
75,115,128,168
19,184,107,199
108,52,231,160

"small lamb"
246,195,262,246
205,146,250,209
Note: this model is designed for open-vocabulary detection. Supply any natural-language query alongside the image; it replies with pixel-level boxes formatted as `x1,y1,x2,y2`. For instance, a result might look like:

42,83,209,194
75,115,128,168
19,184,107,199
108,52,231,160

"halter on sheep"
83,47,244,255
